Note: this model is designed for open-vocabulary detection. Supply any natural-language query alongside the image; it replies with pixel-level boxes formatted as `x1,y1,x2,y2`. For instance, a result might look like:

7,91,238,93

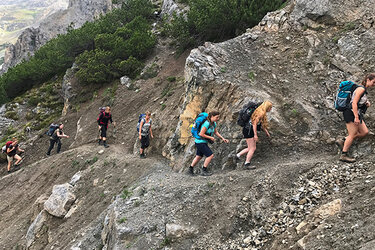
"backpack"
137,114,146,132
46,123,59,136
191,112,209,139
237,101,261,127
2,141,12,154
99,107,106,114
334,81,365,111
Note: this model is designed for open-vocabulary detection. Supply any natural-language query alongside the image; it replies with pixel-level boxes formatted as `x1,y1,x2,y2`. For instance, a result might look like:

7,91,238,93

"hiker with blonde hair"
138,111,153,158
236,101,272,169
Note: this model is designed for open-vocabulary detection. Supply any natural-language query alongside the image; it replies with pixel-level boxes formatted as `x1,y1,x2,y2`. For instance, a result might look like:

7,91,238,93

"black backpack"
46,123,59,136
237,101,261,127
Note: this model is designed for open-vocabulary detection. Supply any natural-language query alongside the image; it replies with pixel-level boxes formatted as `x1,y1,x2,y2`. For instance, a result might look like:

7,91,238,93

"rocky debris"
120,76,132,89
44,183,76,218
165,223,198,239
69,171,81,186
222,161,371,249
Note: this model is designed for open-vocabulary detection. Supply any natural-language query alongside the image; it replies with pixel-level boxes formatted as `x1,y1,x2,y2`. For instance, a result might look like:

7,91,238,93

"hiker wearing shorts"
235,101,272,169
47,124,69,156
97,106,116,148
138,111,153,158
189,111,229,176
6,138,24,173
336,74,375,163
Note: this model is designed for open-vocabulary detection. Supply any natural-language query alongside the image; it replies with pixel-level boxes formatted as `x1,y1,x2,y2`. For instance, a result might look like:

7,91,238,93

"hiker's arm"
97,113,103,126
263,128,271,137
7,146,14,154
199,126,214,141
138,120,144,139
110,115,114,126
352,88,365,125
149,124,153,138
252,118,259,141
214,128,229,143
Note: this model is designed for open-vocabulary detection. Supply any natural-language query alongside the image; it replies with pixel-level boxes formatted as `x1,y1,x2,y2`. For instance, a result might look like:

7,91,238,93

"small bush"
166,76,176,82
121,188,132,199
167,0,286,51
4,111,19,120
28,96,40,106
118,217,127,223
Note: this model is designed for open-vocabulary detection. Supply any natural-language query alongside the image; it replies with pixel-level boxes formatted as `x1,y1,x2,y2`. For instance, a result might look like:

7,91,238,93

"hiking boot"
187,167,196,176
201,167,212,176
233,154,241,163
335,138,345,150
244,163,256,170
339,154,356,163
140,154,146,159
103,142,109,148
98,139,102,146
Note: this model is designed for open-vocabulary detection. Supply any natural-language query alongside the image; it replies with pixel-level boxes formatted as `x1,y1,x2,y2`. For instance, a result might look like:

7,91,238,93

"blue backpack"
137,114,146,132
334,81,363,111
191,112,209,139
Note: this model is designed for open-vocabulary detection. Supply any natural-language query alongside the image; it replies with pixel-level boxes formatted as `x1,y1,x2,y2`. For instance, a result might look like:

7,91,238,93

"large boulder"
44,183,76,218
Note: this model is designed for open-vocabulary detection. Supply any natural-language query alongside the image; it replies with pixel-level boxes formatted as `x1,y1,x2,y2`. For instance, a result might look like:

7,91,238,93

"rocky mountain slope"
1,0,113,74
0,0,375,249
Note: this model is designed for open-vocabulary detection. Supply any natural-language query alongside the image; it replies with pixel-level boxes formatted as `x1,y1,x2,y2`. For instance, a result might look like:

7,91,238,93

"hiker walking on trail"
97,106,116,148
188,111,229,176
336,74,375,163
6,138,24,173
47,123,69,156
138,111,153,158
235,101,272,170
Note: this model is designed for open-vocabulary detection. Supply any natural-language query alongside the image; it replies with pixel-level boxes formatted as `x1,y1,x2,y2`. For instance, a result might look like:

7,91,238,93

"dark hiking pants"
47,138,61,155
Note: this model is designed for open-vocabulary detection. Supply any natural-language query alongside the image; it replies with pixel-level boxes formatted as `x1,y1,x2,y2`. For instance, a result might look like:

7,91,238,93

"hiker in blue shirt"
188,111,229,176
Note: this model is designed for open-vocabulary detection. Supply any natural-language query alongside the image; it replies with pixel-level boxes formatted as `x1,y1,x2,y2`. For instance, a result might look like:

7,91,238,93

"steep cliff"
1,0,113,74
163,0,375,171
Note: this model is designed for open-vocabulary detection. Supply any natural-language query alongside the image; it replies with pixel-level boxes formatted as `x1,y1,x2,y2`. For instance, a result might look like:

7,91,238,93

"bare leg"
191,156,202,167
238,147,249,157
7,159,12,171
203,154,214,168
343,122,360,152
245,138,256,163
14,154,22,165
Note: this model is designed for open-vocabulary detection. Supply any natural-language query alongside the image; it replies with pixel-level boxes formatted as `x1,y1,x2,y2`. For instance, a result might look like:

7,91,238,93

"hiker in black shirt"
6,138,24,173
97,106,116,148
47,124,69,156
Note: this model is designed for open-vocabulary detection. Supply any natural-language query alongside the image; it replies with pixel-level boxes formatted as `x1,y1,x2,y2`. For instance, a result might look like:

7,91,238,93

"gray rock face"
26,211,49,249
44,183,76,218
1,0,113,74
62,63,79,116
163,0,375,171
161,0,181,17
290,0,375,26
